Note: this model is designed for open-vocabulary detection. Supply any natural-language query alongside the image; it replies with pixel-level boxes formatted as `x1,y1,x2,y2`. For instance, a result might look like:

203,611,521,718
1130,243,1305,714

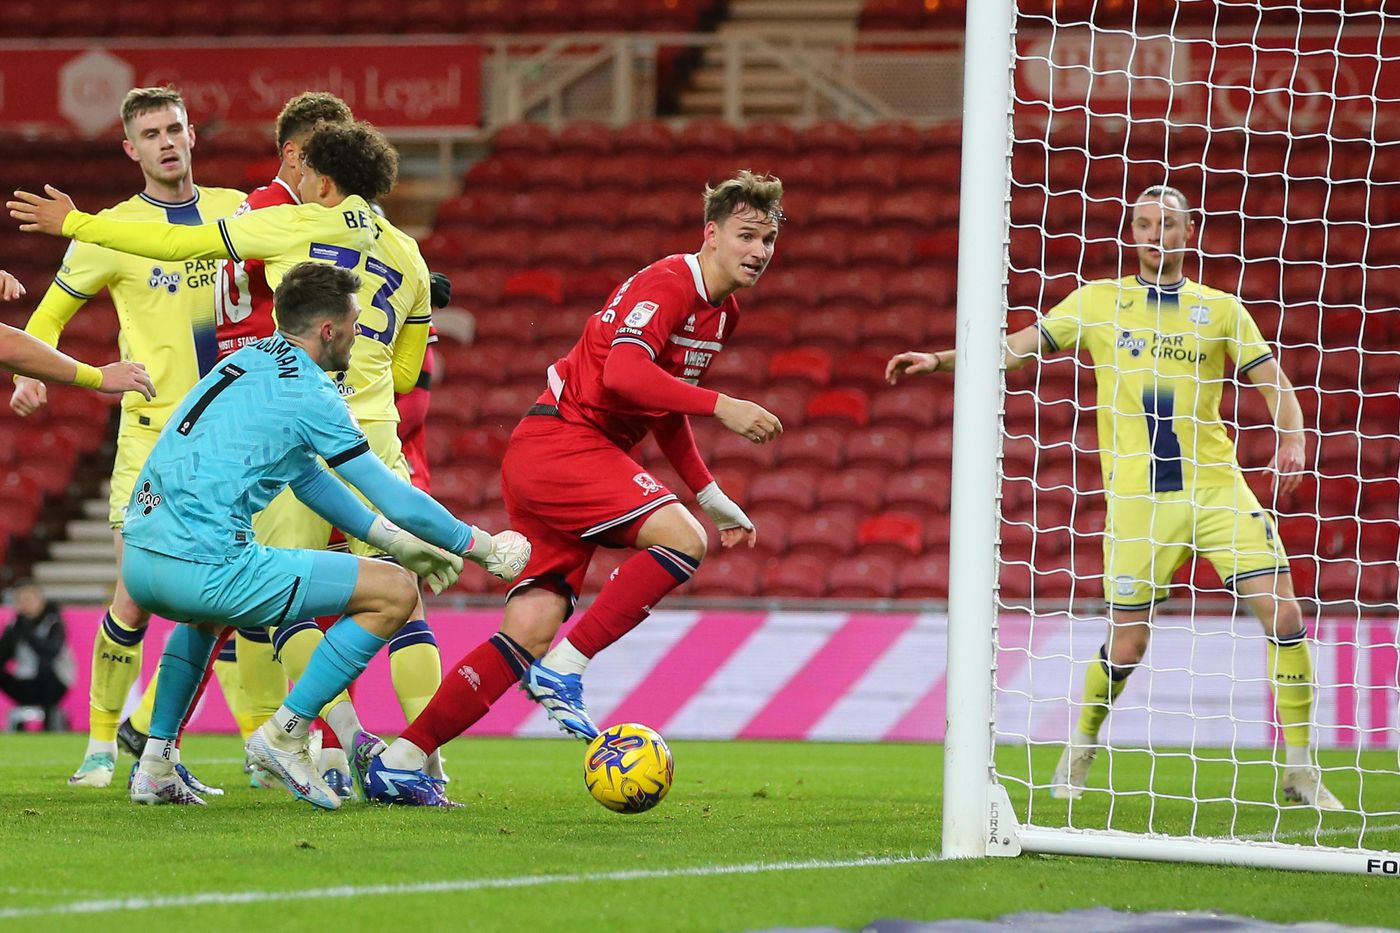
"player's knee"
660,511,708,562
1272,599,1304,639
383,564,420,620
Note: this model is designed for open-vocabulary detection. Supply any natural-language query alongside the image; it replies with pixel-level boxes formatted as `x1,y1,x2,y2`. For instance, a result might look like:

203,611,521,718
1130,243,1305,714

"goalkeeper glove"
365,516,463,595
696,481,753,531
429,271,452,310
465,528,532,582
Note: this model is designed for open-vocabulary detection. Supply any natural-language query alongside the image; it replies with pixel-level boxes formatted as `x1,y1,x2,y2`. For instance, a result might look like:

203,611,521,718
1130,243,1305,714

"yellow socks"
234,628,286,734
272,619,351,718
1268,630,1315,756
89,608,146,744
389,621,441,724
1076,645,1132,741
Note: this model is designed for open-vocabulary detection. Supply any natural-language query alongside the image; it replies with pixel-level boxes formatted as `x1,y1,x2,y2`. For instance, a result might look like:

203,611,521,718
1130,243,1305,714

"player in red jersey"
396,326,437,492
365,171,784,801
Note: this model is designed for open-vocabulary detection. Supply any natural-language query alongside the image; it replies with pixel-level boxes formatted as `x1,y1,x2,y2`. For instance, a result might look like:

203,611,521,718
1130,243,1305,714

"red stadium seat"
477,386,539,425
690,553,763,597
883,470,953,513
860,303,935,344
748,468,819,511
823,268,885,305
832,350,899,389
779,426,847,470
762,555,831,598
429,385,482,425
787,511,861,557
737,122,799,162
858,513,925,555
869,387,946,430
804,388,870,427
492,124,554,157
767,348,833,386
799,122,864,155
778,228,853,268
885,268,956,303
817,468,887,512
896,555,951,598
848,231,917,268
828,558,899,598
586,152,653,190
794,307,860,347
450,427,511,466
708,346,770,389
845,426,914,470
749,385,812,429
863,122,926,155
838,153,907,191
503,269,565,305
708,430,782,472
614,122,676,155
675,119,739,157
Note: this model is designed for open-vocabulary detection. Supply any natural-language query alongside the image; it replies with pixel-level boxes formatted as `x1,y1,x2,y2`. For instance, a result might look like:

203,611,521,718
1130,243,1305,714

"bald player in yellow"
12,119,445,787
7,86,244,789
885,185,1341,811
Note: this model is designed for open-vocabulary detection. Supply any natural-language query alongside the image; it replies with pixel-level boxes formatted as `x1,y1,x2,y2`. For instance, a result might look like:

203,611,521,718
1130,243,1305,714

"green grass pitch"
0,734,1396,931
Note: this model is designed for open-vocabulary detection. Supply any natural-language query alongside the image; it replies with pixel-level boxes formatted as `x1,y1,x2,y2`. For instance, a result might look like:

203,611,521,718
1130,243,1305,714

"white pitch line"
0,854,937,921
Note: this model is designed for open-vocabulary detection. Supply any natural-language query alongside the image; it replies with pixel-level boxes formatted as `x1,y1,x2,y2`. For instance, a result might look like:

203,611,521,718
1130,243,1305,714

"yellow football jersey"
62,194,430,423
1038,275,1274,496
25,187,246,428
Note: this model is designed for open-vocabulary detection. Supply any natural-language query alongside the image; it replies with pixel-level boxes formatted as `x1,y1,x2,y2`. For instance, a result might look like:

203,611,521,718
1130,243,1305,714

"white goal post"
945,1,1400,876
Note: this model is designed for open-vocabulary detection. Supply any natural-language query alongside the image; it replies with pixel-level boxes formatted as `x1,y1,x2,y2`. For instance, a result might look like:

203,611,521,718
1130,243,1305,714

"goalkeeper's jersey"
123,334,369,563
1036,274,1274,497
62,195,432,424
25,187,246,429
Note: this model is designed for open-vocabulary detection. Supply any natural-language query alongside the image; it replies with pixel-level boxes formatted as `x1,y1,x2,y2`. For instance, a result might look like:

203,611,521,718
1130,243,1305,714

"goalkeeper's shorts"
252,419,411,559
122,543,360,629
1102,477,1291,611
500,415,679,610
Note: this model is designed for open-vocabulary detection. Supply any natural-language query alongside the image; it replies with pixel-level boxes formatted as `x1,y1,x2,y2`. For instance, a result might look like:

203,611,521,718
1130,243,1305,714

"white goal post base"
975,783,1400,878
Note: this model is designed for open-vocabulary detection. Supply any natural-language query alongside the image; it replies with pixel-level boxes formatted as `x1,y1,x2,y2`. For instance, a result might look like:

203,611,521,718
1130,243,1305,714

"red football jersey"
541,253,738,450
214,177,298,359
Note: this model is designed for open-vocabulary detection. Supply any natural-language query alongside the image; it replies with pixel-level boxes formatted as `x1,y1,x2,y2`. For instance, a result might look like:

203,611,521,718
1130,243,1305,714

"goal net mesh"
992,0,1400,856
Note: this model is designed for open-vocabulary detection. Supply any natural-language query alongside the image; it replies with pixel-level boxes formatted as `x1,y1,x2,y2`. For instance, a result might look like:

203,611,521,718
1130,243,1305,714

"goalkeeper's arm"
320,451,477,556
885,324,1050,384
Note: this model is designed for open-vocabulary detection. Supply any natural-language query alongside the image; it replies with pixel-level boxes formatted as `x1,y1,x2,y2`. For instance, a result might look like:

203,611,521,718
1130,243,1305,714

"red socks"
566,546,700,658
400,633,534,755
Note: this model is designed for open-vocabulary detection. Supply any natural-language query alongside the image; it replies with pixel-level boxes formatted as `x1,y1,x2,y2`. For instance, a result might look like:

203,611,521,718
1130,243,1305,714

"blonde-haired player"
8,87,244,789
887,185,1341,810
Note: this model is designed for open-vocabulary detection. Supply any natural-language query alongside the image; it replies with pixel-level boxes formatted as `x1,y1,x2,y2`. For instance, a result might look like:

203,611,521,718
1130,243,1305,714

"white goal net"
950,1,1400,874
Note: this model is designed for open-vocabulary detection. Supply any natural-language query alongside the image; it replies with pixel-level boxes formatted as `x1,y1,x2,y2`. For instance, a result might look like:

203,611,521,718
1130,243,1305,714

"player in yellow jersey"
886,185,1341,810
6,87,244,789
12,120,481,786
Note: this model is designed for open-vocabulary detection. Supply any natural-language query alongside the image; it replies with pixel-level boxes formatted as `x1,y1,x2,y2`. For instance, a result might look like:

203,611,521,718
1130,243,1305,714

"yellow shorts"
251,420,410,558
1102,478,1290,610
109,411,164,528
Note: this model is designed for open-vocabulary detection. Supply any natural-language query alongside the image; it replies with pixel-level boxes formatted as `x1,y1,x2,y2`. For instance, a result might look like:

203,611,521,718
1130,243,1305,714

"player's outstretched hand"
716,395,782,444
0,270,25,301
885,351,944,385
465,528,531,582
10,376,47,416
697,482,756,549
99,361,156,401
1269,436,1306,496
8,185,77,236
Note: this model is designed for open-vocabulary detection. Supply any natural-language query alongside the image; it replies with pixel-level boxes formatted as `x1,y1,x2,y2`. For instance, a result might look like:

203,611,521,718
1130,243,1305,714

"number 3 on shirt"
308,243,403,346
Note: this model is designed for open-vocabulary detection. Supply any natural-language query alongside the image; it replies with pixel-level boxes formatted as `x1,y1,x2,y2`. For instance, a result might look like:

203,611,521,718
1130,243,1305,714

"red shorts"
501,414,678,608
